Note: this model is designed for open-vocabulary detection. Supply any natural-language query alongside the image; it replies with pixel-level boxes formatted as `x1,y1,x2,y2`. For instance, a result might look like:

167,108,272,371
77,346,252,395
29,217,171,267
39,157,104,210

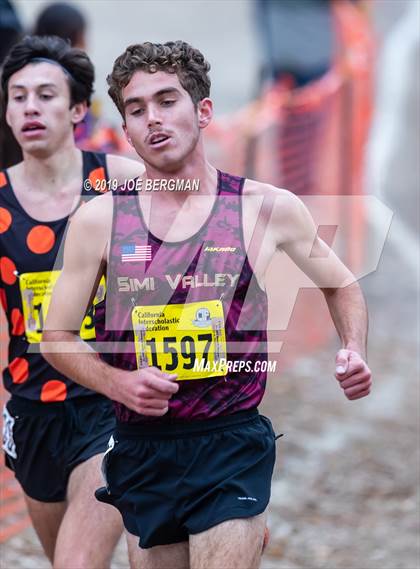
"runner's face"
123,70,210,172
6,62,86,156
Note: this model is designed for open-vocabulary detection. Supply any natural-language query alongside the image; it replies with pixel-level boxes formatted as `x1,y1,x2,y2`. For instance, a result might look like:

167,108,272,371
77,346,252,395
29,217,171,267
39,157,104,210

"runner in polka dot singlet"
1,151,108,401
0,35,143,567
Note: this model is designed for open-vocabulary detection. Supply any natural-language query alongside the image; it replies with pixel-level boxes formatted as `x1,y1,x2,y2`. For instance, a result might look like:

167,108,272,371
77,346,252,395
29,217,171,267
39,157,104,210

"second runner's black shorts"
96,409,277,549
3,394,115,502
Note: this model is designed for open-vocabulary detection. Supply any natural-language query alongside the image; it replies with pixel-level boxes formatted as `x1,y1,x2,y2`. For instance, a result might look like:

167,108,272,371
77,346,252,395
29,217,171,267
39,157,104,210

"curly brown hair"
107,41,211,119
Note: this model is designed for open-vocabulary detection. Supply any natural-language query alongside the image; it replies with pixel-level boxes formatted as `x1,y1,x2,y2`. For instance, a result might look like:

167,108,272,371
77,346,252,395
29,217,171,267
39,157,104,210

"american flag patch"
120,244,152,262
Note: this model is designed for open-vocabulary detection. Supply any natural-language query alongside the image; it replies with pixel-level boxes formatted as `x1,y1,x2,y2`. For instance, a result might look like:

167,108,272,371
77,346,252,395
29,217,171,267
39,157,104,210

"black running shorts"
96,409,277,549
3,394,115,502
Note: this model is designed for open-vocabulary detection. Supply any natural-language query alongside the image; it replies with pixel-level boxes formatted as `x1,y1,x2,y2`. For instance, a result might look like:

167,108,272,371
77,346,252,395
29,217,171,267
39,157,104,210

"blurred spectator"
255,0,334,89
0,0,22,62
33,1,87,49
0,0,23,168
33,2,127,154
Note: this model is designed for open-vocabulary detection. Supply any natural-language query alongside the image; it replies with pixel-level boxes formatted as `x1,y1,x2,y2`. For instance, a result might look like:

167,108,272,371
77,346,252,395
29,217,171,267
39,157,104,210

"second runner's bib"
19,270,106,343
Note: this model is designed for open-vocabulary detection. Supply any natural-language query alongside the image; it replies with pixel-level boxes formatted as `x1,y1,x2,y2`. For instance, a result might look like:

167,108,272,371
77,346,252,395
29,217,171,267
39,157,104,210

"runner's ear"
70,101,88,126
197,98,213,129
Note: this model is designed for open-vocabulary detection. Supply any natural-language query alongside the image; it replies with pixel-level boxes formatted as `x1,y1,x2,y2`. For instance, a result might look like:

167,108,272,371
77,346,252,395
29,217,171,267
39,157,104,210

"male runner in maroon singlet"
0,35,144,567
43,41,372,569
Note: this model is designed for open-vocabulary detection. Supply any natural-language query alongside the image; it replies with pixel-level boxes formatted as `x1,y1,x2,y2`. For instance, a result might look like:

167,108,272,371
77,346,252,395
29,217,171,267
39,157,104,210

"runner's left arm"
272,191,372,400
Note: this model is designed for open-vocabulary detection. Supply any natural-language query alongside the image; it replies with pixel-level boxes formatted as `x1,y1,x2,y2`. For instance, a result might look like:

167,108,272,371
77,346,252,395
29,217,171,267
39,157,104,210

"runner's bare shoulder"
243,179,308,244
106,154,145,184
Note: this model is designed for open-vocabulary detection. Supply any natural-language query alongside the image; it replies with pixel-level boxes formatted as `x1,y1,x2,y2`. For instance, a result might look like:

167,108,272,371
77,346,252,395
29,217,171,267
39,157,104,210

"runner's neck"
6,145,85,222
142,160,217,200
17,145,83,195
137,165,219,243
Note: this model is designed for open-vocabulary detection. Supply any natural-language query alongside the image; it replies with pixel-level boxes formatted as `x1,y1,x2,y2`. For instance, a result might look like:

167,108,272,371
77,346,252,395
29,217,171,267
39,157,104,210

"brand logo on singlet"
204,246,237,253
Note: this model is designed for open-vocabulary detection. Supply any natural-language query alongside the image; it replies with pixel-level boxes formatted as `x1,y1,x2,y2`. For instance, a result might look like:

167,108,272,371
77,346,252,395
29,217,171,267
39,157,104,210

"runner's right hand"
107,367,178,415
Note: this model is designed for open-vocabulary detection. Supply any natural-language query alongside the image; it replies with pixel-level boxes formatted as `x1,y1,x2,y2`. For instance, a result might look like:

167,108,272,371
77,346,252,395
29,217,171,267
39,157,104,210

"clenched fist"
335,349,372,400
108,366,179,416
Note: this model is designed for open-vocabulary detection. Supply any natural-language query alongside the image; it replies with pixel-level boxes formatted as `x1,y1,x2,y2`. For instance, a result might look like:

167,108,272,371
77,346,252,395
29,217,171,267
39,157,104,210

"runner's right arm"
41,195,178,415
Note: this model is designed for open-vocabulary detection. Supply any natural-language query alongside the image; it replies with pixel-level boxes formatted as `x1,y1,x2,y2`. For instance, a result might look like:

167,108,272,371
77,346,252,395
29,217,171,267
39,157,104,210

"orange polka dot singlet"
0,151,108,401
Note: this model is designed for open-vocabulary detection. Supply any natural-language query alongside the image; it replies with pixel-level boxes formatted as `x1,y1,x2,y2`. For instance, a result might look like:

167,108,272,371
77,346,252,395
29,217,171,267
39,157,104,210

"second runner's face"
122,70,212,173
6,62,86,157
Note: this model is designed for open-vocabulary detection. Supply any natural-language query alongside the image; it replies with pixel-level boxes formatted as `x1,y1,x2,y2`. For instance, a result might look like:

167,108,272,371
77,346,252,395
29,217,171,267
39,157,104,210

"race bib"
2,405,17,459
132,300,228,381
19,270,106,343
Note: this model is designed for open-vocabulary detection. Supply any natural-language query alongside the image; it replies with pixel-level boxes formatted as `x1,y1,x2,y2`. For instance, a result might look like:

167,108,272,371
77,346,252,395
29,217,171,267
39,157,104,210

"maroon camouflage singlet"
95,171,268,423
